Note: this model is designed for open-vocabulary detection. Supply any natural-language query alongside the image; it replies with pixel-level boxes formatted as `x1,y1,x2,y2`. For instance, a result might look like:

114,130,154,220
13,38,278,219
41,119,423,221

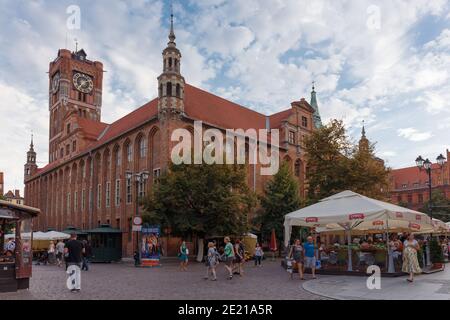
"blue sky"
0,0,449,193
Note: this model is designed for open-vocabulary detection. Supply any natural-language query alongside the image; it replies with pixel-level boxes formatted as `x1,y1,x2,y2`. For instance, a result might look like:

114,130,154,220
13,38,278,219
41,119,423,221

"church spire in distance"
310,81,323,129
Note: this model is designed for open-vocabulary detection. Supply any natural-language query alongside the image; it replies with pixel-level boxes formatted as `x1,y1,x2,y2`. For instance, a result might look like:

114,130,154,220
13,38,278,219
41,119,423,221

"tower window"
67,123,71,134
169,57,173,68
159,84,163,98
176,84,181,98
166,82,172,97
302,116,308,127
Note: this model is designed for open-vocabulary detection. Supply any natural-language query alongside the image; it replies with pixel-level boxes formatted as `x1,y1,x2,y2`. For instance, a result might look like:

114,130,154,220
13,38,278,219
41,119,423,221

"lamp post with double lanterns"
125,170,150,263
415,154,446,220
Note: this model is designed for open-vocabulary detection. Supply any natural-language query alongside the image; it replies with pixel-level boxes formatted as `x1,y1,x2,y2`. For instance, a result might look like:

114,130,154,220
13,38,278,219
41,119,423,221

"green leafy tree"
348,141,390,200
142,162,256,239
419,189,450,222
256,163,301,246
304,119,390,202
304,120,352,203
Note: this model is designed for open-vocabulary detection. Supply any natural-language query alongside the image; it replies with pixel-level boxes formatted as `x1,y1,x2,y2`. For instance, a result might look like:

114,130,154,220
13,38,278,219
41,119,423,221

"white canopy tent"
5,231,70,241
284,190,434,272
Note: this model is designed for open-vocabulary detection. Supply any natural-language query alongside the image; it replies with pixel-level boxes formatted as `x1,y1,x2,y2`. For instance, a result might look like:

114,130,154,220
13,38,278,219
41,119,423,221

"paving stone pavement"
302,266,450,300
0,259,326,300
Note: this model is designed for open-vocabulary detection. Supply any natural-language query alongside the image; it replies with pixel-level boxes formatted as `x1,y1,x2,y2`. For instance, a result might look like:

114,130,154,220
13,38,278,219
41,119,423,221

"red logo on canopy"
416,215,422,221
349,213,365,220
409,223,421,230
372,220,384,226
395,212,404,218
306,217,319,223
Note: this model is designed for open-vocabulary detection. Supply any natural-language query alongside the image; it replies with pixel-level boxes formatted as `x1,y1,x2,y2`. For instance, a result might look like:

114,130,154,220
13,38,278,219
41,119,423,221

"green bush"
429,237,444,264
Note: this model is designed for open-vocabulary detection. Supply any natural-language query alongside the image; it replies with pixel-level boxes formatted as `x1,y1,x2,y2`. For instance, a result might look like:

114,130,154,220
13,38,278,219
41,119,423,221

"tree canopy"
304,119,390,203
141,162,256,238
255,163,301,245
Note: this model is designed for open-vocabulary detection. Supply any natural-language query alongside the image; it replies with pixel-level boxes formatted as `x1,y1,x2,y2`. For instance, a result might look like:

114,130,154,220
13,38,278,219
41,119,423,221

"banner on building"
140,225,161,267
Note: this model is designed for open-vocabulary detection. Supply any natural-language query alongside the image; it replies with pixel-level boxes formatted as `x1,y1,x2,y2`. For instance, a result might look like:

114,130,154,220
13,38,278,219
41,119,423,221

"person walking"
48,241,56,265
223,237,235,280
178,241,189,271
81,240,92,271
234,239,245,276
288,239,304,280
303,236,317,279
204,242,219,281
402,233,422,283
55,240,65,267
64,233,85,292
254,243,264,267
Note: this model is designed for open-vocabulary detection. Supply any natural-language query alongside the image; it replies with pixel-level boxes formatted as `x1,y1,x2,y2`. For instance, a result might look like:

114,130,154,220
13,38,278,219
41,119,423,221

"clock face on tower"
51,72,60,93
73,72,94,93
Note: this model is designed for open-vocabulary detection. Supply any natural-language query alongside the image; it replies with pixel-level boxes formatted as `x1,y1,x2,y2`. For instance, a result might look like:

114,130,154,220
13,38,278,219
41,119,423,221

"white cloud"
397,128,433,142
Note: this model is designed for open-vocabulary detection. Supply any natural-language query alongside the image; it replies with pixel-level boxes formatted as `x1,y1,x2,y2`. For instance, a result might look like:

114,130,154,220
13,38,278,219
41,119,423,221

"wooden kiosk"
0,200,40,292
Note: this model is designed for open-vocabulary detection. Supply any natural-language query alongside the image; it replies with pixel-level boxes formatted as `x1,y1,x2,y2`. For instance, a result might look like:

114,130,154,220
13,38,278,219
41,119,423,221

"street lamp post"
415,154,446,220
125,170,149,264
415,154,446,267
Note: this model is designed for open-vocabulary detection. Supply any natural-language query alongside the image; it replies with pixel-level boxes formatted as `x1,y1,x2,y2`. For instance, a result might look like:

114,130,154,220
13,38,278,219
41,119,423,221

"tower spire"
30,132,34,151
168,1,176,45
310,81,323,129
362,120,366,138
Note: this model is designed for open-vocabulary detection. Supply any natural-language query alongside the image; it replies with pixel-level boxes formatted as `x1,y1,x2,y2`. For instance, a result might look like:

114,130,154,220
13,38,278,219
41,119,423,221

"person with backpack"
204,242,219,281
64,233,85,292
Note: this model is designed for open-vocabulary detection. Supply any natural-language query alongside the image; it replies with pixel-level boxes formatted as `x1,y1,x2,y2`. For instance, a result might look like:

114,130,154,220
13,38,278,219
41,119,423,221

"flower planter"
431,262,444,270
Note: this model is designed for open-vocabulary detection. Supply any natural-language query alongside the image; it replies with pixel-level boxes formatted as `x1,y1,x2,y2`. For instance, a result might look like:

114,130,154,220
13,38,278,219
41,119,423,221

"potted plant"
429,237,445,270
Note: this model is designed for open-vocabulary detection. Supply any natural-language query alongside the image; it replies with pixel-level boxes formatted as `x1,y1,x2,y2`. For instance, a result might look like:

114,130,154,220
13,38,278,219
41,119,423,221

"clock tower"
48,49,104,163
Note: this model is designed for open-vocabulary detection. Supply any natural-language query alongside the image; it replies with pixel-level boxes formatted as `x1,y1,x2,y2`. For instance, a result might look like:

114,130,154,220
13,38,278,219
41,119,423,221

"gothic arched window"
169,57,173,68
295,159,302,177
166,82,172,97
176,84,181,98
139,137,147,158
159,84,163,98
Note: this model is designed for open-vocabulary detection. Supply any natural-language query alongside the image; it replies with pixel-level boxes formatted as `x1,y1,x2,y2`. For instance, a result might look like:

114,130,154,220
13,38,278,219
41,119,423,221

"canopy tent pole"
426,235,432,267
284,222,292,248
346,228,352,272
386,217,395,273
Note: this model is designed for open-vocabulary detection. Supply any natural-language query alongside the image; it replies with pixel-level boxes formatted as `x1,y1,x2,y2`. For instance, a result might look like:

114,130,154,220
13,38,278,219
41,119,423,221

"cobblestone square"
0,259,326,300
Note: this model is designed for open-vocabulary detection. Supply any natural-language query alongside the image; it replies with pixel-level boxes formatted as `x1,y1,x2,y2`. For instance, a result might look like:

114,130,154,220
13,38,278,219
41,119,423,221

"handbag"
316,259,322,269
286,259,293,273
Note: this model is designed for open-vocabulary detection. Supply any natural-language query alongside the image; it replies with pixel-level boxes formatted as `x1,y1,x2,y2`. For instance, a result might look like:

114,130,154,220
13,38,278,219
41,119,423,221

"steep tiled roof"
91,99,159,148
184,84,268,130
269,109,293,129
77,118,108,140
